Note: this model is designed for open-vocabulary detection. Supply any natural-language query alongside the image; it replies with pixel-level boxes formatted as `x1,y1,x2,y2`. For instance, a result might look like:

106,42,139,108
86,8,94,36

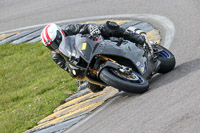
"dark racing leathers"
52,21,145,92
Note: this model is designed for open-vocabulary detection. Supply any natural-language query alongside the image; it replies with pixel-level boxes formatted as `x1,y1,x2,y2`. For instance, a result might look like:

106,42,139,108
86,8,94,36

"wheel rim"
158,49,170,58
109,69,144,84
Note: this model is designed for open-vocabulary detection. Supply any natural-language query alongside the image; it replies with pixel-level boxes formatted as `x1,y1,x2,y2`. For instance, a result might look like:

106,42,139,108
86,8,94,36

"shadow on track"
149,58,200,90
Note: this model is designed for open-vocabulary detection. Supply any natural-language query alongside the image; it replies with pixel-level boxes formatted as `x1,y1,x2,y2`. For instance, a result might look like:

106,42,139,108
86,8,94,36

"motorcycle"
58,30,176,93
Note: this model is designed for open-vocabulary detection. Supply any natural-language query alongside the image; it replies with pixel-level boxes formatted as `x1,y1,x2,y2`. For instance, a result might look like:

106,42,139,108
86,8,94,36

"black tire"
99,68,149,93
157,46,176,74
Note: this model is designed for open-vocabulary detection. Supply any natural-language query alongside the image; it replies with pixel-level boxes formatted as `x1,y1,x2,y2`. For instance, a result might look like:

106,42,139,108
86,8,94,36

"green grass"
0,42,78,133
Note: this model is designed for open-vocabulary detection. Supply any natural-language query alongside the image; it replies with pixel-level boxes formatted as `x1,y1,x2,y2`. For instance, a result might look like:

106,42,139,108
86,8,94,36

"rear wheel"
156,46,176,74
99,68,149,93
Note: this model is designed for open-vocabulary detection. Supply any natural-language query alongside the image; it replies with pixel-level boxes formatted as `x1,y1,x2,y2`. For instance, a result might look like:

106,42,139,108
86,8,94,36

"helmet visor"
46,30,62,51
46,41,59,51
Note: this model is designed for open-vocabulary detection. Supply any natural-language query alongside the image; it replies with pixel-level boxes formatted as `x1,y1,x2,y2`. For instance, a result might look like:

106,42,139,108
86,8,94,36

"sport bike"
59,31,175,93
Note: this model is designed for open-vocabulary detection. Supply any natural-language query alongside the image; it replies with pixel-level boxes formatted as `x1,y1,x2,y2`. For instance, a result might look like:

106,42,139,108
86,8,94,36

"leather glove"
88,25,101,40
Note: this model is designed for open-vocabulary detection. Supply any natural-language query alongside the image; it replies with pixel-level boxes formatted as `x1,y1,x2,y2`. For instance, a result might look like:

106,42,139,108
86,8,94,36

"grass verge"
0,42,78,133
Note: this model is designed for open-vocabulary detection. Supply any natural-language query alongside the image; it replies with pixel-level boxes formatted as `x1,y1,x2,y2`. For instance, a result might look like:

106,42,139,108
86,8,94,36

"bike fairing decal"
139,65,146,74
82,42,87,50
136,61,146,74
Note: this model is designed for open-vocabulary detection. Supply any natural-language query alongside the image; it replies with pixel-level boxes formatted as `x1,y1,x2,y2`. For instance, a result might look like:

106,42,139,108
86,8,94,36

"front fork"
141,33,154,57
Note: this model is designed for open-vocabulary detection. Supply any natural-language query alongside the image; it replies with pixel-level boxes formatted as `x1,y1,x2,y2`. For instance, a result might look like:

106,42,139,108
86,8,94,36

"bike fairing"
50,21,146,89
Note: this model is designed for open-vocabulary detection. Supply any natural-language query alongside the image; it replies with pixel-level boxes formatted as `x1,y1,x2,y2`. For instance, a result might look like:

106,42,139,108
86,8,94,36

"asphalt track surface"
1,0,200,133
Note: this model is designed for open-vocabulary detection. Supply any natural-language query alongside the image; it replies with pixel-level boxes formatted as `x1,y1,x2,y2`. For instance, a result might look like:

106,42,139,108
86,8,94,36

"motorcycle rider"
41,21,147,92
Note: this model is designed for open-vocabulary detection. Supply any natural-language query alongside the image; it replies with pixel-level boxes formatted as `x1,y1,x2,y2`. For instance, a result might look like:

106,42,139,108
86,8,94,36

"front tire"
156,46,176,74
99,68,149,93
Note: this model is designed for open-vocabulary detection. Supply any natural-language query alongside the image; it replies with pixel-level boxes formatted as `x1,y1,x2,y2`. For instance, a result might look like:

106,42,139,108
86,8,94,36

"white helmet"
41,23,65,51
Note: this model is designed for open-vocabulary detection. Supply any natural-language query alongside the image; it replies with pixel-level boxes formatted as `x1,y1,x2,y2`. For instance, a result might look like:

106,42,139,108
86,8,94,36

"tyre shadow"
149,58,200,90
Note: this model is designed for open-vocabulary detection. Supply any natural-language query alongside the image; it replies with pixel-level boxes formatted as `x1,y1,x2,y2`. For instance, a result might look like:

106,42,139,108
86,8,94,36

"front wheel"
99,68,149,93
155,46,176,74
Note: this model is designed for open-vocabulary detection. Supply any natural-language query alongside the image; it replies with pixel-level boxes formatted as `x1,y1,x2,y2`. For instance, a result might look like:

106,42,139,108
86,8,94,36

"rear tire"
99,68,149,93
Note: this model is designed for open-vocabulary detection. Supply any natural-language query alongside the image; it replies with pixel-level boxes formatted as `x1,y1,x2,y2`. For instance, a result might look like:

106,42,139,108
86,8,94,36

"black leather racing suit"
52,21,145,92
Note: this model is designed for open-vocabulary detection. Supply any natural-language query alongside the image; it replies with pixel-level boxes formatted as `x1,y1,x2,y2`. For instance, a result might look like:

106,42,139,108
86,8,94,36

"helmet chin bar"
47,44,60,53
